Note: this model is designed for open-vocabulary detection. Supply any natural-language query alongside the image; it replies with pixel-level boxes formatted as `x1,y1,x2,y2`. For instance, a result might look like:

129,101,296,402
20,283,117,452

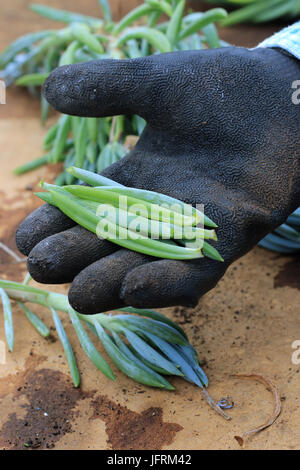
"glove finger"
27,225,118,284
68,249,150,314
43,58,153,119
120,258,228,309
15,203,76,256
15,155,136,258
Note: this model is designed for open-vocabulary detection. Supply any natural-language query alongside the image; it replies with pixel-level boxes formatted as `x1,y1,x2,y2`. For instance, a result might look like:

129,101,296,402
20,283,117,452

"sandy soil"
0,0,299,451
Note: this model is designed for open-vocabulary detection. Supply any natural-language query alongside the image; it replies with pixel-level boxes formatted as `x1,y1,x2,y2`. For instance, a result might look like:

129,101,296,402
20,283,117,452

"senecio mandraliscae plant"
0,0,228,182
36,167,223,262
0,277,230,419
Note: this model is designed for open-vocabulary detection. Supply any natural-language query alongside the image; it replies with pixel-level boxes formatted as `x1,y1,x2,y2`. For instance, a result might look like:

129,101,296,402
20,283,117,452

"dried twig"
232,373,282,447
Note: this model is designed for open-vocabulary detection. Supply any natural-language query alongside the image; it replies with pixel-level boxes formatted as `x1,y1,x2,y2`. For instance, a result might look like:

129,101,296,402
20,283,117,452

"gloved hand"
16,46,300,314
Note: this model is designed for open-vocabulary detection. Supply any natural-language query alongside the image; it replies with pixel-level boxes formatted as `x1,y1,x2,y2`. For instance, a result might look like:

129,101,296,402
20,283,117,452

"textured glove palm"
16,46,300,314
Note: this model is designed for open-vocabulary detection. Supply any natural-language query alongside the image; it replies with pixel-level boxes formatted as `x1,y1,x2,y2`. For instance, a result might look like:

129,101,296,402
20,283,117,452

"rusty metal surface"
0,0,299,451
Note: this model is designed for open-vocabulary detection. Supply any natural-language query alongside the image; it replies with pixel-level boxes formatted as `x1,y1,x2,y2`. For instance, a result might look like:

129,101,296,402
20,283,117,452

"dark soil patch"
0,354,95,450
91,395,183,450
274,257,300,291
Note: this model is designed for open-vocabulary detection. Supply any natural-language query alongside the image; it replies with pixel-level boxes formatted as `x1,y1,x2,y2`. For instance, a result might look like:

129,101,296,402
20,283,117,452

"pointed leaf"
166,0,185,46
30,4,102,27
174,344,208,387
123,328,183,376
69,308,114,380
0,30,52,68
144,331,204,387
51,308,80,387
0,288,14,351
97,0,112,23
16,72,49,86
95,322,170,388
18,302,50,338
112,332,174,390
113,4,154,34
116,27,172,54
180,9,227,40
109,315,187,345
119,306,188,340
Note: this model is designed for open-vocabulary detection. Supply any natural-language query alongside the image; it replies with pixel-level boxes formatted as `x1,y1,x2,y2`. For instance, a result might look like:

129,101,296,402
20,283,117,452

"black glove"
16,46,300,314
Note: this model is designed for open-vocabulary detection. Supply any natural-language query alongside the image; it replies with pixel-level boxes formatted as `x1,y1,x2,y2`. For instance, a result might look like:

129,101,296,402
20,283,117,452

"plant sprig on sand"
0,280,201,389
0,277,231,419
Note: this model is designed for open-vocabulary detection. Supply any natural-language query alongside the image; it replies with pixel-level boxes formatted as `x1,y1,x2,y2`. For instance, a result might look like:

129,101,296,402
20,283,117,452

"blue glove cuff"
257,21,300,60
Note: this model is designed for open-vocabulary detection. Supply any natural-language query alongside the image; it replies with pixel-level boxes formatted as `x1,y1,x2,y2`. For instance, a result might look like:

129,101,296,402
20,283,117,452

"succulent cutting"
259,208,300,254
0,277,231,419
36,166,223,261
0,277,208,390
